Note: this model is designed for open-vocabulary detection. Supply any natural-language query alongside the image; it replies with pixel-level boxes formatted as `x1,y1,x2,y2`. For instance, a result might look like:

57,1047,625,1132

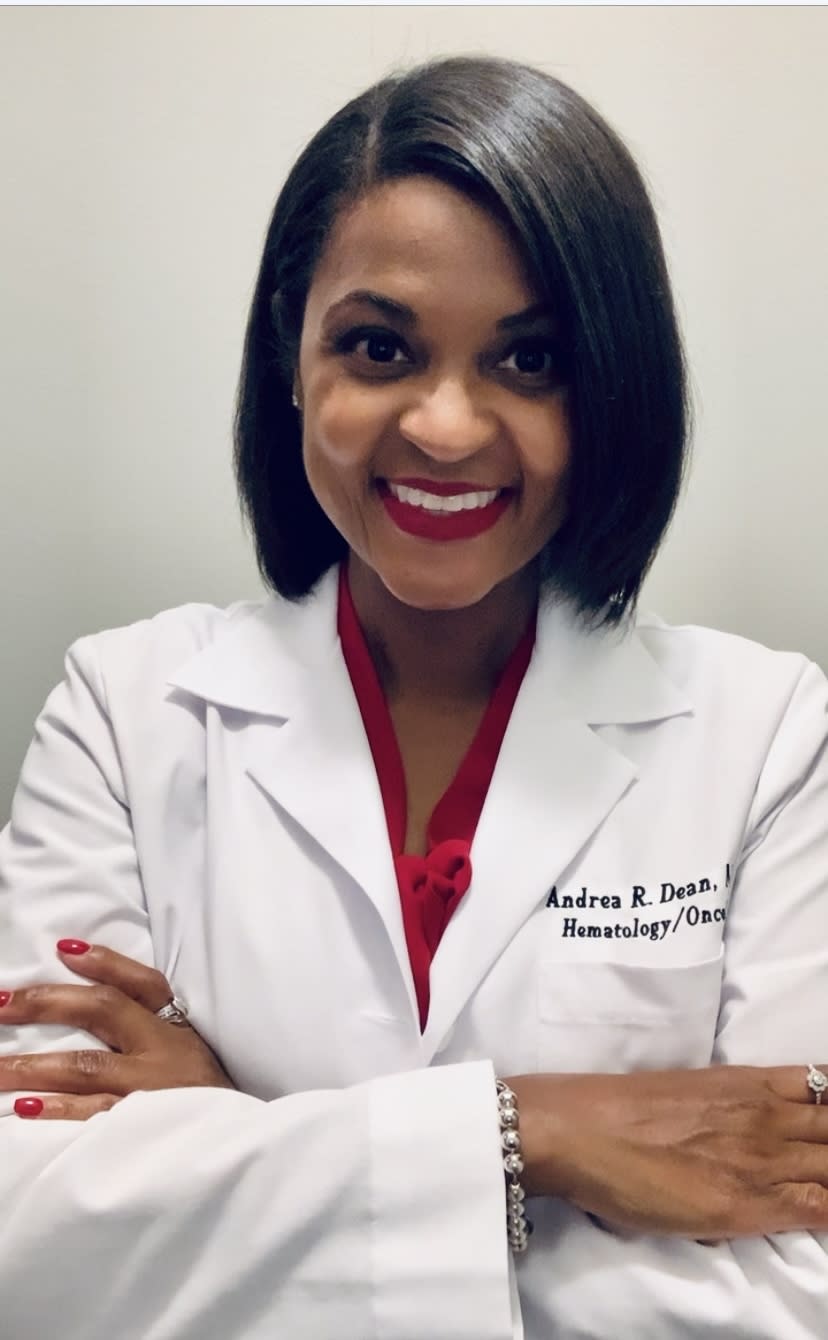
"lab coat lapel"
167,569,418,1018
421,597,694,1058
168,576,694,1047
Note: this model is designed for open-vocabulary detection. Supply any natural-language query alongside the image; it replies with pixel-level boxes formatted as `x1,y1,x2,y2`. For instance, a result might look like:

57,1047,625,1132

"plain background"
1,5,826,824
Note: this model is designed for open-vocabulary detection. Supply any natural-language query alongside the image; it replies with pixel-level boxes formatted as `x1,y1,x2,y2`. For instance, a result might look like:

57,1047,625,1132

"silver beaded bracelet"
496,1079,534,1253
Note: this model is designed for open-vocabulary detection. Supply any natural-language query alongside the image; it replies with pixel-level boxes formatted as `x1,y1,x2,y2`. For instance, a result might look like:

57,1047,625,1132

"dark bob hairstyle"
234,55,690,627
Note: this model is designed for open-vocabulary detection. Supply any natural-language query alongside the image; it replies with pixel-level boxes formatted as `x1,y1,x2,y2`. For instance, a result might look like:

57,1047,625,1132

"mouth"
385,480,502,512
376,477,514,542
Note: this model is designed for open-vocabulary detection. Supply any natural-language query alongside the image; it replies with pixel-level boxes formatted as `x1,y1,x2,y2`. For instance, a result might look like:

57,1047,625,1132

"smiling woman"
241,59,687,621
2,51,828,1340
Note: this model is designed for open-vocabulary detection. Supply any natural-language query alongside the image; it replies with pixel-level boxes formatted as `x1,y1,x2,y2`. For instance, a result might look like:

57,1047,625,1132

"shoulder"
633,607,818,688
60,569,341,725
64,597,270,697
633,608,828,738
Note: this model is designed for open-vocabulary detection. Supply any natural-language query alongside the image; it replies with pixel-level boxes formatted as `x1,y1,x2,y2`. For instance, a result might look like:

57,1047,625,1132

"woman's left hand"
0,941,236,1120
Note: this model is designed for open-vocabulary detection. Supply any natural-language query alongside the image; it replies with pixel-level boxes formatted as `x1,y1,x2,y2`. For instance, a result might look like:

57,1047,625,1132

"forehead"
305,176,537,318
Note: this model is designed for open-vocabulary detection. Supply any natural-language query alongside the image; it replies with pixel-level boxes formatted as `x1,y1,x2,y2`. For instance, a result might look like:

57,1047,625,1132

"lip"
384,476,508,497
376,480,513,542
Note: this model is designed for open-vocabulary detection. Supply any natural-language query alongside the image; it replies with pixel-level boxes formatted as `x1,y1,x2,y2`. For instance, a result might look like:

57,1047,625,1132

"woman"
1,55,828,1339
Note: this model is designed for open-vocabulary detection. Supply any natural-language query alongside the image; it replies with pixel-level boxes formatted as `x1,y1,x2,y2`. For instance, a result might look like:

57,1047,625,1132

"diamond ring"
806,1064,828,1104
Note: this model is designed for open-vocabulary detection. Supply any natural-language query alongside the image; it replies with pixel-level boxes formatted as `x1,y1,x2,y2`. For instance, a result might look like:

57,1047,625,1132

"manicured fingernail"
0,991,12,1007
56,939,90,955
14,1097,44,1118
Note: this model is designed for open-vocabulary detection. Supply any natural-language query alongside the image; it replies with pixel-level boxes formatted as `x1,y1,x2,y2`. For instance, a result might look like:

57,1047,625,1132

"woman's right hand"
506,1065,828,1239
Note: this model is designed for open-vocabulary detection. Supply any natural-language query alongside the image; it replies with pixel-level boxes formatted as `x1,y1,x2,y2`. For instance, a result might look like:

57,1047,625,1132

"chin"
377,561,509,614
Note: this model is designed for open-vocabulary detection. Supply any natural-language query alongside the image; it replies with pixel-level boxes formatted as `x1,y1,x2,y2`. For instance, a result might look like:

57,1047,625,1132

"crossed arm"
4,940,828,1243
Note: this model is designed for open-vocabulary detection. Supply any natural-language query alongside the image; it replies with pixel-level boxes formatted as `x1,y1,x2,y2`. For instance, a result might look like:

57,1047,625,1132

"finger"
55,942,174,1013
773,1135,828,1189
0,1048,146,1096
766,1063,828,1107
782,1104,828,1145
770,1179,828,1232
14,1093,121,1122
0,983,162,1052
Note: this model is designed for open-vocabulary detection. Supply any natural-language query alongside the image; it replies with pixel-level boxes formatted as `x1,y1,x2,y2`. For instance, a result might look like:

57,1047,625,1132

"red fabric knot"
395,839,473,956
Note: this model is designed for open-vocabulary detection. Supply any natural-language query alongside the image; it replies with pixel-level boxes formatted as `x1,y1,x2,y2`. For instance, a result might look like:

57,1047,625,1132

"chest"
389,698,486,856
131,702,755,1103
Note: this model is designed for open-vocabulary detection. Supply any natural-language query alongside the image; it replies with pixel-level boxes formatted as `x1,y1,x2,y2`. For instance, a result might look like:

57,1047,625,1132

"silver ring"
155,994,189,1026
807,1064,828,1104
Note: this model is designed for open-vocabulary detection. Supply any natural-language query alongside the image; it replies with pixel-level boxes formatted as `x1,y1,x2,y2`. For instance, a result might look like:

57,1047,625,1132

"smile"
387,482,501,512
377,479,513,542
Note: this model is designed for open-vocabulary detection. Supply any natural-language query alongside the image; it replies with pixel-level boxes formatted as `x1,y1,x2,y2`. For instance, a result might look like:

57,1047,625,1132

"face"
296,175,571,612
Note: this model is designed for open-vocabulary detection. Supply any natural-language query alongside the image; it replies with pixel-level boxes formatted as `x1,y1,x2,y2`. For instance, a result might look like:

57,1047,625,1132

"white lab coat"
1,564,828,1339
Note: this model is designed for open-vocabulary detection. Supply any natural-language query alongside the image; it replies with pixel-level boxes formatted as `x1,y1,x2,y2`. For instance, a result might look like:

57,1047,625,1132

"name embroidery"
545,865,731,941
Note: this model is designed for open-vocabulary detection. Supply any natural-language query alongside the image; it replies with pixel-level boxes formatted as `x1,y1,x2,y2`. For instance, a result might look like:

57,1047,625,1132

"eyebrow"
324,289,556,331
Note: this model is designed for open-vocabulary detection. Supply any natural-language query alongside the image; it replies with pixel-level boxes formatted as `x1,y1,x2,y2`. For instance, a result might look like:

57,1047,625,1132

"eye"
496,339,565,385
357,332,407,364
333,326,411,368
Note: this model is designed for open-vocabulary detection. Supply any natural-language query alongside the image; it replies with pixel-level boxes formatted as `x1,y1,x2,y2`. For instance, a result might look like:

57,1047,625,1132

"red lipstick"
377,480,512,542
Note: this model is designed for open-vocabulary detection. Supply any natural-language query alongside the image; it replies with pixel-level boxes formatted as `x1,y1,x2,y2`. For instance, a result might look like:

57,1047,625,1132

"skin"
0,945,233,1120
3,176,828,1243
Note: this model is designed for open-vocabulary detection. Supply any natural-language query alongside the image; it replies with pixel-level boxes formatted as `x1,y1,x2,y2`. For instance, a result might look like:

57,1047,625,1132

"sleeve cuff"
368,1058,520,1339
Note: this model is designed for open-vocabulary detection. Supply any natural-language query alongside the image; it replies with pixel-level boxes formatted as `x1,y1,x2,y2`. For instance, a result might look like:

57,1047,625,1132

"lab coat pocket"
536,951,724,1073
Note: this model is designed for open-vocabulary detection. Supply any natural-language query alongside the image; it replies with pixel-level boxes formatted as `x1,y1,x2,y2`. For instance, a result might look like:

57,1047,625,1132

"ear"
291,375,303,412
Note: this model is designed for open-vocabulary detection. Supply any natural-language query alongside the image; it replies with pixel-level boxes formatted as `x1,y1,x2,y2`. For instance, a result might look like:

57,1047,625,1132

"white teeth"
387,483,500,512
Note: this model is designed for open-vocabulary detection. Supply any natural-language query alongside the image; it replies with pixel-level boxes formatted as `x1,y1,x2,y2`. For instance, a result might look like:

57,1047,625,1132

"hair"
234,54,691,627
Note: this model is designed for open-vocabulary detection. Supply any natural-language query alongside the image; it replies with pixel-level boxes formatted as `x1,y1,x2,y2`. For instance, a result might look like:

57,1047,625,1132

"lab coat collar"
166,570,341,719
166,568,693,1053
166,568,692,727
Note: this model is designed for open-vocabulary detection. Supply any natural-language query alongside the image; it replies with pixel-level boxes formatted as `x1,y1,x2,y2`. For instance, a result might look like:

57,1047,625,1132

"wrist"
501,1074,560,1199
495,1078,534,1252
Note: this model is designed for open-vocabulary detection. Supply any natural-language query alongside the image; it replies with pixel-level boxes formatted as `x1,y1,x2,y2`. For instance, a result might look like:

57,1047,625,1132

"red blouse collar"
336,562,536,856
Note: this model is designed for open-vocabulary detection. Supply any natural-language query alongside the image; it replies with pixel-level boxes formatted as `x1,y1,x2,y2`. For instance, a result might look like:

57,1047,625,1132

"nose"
397,378,498,462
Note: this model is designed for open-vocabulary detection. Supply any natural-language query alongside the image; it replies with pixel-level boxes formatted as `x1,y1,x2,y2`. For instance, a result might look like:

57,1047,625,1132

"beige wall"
1,6,826,821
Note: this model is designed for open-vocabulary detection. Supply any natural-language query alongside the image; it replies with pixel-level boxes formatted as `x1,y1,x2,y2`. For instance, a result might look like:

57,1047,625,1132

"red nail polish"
0,991,12,1007
56,939,90,955
14,1097,44,1118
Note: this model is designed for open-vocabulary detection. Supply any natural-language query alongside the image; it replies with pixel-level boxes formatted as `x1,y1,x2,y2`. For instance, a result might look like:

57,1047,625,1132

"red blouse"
337,565,536,1031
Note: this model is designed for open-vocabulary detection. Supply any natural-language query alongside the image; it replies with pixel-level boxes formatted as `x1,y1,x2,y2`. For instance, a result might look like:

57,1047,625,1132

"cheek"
302,388,385,503
306,381,388,473
520,405,572,503
300,386,385,537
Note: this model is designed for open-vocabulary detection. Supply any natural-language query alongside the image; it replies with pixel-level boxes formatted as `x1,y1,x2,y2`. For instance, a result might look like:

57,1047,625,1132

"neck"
346,555,538,705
